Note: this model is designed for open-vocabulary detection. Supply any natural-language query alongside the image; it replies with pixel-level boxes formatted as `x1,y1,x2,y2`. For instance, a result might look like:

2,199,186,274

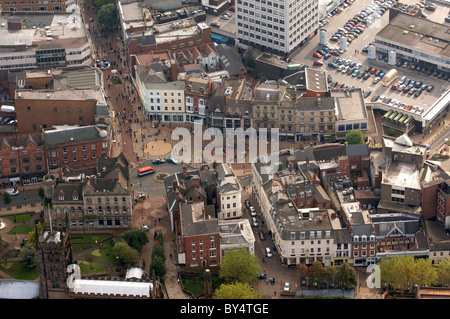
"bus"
138,166,156,177
383,110,393,119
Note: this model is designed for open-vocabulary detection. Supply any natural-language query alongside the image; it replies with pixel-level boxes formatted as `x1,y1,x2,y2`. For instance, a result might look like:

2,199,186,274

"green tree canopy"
113,240,138,266
98,3,118,27
219,248,262,284
213,282,263,299
337,262,357,289
19,243,38,268
436,258,450,286
120,228,149,251
345,129,365,145
150,255,166,278
3,192,11,205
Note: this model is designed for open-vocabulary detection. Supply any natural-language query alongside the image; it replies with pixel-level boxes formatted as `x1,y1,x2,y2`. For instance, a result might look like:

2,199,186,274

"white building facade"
235,0,319,54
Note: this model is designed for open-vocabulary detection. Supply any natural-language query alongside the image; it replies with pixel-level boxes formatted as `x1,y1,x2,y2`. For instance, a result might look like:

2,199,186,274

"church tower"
36,201,73,299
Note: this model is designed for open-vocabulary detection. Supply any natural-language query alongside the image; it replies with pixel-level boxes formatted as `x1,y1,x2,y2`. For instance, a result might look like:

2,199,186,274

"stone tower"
42,174,56,201
36,223,72,299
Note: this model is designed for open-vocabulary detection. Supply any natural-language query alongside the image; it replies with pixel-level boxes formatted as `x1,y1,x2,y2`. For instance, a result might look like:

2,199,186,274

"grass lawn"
77,259,109,275
0,261,40,280
3,213,35,224
70,234,112,254
87,240,117,264
7,224,33,235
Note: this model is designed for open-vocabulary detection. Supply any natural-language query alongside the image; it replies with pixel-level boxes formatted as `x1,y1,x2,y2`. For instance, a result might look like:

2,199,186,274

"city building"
235,0,319,55
0,0,68,12
14,87,108,134
43,173,133,231
216,162,243,220
374,12,450,72
0,132,45,187
184,77,212,125
0,11,93,70
134,64,186,122
43,125,110,173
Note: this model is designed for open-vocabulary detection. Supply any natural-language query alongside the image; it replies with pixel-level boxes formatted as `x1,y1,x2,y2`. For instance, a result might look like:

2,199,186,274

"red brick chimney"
296,185,300,208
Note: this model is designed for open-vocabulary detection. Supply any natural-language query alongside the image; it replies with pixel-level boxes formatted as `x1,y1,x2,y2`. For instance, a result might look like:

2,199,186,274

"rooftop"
382,161,421,189
376,12,450,57
330,88,368,122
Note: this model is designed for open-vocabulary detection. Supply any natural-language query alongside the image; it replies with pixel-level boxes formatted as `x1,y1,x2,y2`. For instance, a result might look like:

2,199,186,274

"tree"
345,129,365,145
213,282,262,299
113,240,138,267
150,255,166,278
219,248,262,284
436,258,450,286
307,261,326,288
3,192,11,206
413,258,437,288
98,3,118,27
337,262,357,289
152,244,165,262
38,187,45,200
19,243,38,268
120,228,149,251
243,50,256,69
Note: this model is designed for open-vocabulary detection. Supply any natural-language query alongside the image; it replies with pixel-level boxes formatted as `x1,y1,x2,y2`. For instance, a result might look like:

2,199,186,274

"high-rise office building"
235,0,319,55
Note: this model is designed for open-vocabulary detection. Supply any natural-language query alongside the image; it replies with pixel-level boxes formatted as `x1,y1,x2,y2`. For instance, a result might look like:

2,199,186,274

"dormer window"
58,195,64,200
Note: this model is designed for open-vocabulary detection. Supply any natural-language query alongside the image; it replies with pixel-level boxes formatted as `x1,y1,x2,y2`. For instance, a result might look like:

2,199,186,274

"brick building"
180,201,220,268
43,125,110,173
0,132,45,187
14,88,107,134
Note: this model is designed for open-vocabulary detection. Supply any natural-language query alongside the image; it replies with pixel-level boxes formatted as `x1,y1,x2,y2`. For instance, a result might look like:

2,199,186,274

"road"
0,187,41,209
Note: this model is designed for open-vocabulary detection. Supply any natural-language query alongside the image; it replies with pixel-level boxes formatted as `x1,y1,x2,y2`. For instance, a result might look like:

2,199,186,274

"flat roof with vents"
376,12,450,57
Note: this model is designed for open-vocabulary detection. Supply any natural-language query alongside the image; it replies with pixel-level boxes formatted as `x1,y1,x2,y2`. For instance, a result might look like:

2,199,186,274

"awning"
9,177,20,182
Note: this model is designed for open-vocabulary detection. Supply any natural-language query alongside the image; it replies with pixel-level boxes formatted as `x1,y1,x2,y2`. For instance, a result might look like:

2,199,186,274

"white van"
265,247,272,258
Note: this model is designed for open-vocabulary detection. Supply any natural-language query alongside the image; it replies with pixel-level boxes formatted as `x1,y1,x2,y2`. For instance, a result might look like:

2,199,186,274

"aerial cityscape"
0,0,449,303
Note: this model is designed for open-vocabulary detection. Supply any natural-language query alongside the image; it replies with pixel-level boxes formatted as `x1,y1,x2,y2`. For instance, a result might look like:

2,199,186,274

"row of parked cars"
391,76,434,97
370,94,424,114
330,0,393,44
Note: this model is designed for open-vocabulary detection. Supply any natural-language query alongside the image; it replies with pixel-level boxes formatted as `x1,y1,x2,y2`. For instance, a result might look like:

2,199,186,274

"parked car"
265,247,272,258
134,194,146,203
313,60,324,65
259,230,266,241
210,22,220,27
152,158,165,164
426,85,435,92
364,90,372,98
252,217,259,227
166,157,179,164
249,206,257,217
141,225,149,231
6,188,18,196
371,94,380,102
244,199,251,209
284,282,290,292
313,52,323,59
258,273,267,280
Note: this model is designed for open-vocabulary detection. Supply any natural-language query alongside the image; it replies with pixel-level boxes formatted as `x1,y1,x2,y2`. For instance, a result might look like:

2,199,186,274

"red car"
229,6,235,12
313,52,323,59
313,60,324,65
391,83,400,90
330,50,340,56
370,67,378,74
405,104,413,111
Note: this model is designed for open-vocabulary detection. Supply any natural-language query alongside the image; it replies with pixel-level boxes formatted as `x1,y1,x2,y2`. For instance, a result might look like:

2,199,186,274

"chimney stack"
296,185,300,208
